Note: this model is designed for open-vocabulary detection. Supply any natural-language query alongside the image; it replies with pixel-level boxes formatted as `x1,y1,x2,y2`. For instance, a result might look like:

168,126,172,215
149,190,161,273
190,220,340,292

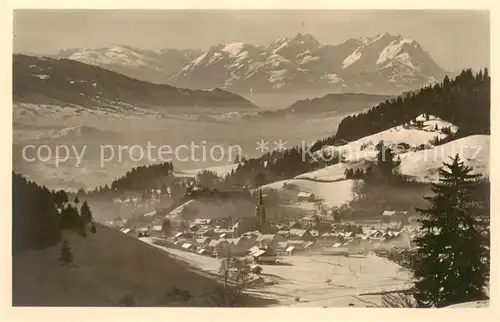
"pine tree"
59,240,73,264
162,218,172,236
90,223,97,234
375,142,401,180
80,201,93,224
412,155,489,307
61,205,81,230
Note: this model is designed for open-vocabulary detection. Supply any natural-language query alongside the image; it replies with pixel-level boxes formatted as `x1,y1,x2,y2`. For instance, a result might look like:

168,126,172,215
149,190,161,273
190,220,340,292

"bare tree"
381,292,417,308
210,252,252,307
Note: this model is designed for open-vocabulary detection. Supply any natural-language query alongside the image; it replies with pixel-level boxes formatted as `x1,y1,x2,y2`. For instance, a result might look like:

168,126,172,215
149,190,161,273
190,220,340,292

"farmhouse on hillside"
382,210,409,224
297,191,316,202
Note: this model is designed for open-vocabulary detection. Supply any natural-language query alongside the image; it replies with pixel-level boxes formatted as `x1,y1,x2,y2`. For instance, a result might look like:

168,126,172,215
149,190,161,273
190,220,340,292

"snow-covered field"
261,116,488,210
167,197,256,222
295,161,365,182
399,135,489,182
322,115,458,163
261,179,356,208
141,237,411,307
296,116,488,184
296,134,489,184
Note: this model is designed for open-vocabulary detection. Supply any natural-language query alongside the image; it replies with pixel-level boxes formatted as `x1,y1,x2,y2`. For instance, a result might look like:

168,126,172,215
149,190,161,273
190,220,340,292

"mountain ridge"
38,33,450,95
13,54,258,111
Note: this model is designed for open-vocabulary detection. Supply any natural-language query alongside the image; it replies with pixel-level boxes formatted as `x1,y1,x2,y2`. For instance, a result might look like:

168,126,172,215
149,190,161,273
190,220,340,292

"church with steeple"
232,189,272,237
255,189,267,232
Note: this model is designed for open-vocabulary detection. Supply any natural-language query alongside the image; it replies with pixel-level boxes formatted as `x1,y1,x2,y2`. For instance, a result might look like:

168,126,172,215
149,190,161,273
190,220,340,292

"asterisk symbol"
256,139,270,152
273,139,288,151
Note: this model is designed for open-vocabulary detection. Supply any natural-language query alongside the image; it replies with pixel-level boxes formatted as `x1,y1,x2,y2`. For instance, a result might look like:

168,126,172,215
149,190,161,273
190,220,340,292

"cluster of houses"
118,188,417,264
131,214,418,263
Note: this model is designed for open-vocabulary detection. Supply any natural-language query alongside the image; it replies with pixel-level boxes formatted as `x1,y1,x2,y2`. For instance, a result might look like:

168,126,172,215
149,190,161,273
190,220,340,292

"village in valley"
120,189,415,263
105,176,420,306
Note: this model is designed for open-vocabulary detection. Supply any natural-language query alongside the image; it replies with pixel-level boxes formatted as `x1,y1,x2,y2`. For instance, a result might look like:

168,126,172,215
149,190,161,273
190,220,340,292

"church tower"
256,189,266,231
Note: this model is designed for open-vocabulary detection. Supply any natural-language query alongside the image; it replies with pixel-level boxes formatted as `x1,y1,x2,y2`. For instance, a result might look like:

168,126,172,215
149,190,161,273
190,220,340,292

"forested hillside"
335,68,490,142
222,68,490,188
13,173,94,255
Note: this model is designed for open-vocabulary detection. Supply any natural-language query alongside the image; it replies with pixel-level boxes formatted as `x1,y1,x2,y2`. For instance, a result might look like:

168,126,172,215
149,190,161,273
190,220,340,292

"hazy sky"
13,10,489,71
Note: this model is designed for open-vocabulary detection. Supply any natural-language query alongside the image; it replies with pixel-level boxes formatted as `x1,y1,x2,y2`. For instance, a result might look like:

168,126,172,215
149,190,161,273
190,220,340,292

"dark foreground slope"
12,225,274,306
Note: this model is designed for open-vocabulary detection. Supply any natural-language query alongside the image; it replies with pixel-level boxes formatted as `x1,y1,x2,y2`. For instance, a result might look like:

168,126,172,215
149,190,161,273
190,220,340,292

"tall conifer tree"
412,155,489,307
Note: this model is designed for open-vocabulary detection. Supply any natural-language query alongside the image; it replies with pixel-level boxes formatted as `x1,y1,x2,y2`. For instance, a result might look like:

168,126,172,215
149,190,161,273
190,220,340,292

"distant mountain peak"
293,32,320,45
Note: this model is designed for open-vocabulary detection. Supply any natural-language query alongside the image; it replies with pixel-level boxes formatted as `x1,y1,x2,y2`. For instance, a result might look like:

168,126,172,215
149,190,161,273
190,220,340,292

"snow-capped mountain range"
53,33,448,95
57,46,202,85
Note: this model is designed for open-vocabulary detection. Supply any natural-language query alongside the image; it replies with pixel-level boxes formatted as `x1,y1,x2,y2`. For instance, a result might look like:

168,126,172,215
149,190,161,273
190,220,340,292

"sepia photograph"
11,8,490,309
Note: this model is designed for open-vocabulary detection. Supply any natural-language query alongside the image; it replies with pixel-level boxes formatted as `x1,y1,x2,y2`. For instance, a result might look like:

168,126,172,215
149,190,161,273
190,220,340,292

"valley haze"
12,9,490,310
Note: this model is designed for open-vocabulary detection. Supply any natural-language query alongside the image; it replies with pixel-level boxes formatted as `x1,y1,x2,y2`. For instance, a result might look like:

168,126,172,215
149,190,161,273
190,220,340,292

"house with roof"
181,243,195,251
285,246,298,256
174,232,185,239
275,242,289,254
194,218,213,225
250,247,277,264
382,210,409,224
303,241,316,251
382,210,396,223
195,236,212,247
248,245,261,255
256,234,277,248
210,239,233,258
301,214,321,228
275,230,290,242
297,192,316,202
120,228,134,235
197,248,210,255
309,229,320,237
226,237,254,256
148,225,163,237
232,217,261,237
289,229,314,241
288,221,303,229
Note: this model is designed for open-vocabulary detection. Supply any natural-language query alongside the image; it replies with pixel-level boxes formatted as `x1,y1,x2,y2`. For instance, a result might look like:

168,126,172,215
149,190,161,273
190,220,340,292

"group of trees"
109,162,174,192
345,142,402,182
60,197,95,238
13,173,62,254
344,168,365,179
210,253,254,307
13,172,96,255
81,162,175,197
195,170,223,189
222,145,340,189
